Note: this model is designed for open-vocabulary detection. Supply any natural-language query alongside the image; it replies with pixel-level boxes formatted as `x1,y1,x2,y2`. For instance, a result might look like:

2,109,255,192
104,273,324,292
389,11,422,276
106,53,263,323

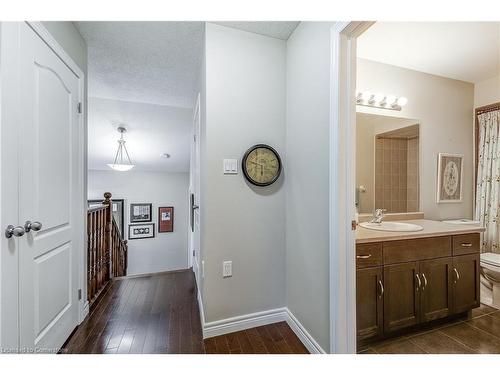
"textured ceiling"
358,22,500,83
88,97,192,172
75,21,204,108
211,21,300,40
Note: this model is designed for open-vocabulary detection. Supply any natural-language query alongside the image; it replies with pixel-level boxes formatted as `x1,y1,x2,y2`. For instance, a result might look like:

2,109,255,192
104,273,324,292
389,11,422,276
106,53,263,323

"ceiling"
358,22,500,83
77,21,299,172
75,21,204,108
211,21,300,40
88,97,192,172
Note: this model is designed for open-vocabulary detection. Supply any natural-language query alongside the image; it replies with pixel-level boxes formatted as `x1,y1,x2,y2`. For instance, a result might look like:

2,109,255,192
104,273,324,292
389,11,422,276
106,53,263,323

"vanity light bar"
356,91,408,111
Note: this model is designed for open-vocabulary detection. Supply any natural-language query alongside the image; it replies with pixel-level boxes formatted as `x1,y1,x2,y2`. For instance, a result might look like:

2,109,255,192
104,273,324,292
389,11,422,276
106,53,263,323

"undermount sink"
358,221,424,232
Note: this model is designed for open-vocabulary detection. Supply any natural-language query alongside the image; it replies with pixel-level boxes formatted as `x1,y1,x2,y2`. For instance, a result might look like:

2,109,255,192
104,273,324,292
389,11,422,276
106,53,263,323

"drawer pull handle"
421,273,428,290
461,243,473,247
378,280,384,298
415,274,422,291
453,268,460,284
356,254,372,259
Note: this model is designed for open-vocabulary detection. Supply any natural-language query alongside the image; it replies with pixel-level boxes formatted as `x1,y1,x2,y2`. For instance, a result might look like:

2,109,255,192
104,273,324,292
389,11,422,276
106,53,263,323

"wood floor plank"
62,270,309,355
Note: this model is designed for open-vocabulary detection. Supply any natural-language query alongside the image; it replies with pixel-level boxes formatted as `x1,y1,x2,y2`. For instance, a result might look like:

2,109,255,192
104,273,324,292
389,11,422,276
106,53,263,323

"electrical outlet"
223,261,232,278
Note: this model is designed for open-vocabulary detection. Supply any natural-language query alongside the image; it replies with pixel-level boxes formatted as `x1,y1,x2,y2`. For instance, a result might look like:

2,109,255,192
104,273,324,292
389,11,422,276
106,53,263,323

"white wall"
285,22,332,352
357,58,475,220
474,75,500,108
88,170,189,276
202,23,286,323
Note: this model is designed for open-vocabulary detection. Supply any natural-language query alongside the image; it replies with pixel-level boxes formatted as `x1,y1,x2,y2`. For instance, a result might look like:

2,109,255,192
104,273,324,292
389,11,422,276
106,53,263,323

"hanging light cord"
112,130,133,165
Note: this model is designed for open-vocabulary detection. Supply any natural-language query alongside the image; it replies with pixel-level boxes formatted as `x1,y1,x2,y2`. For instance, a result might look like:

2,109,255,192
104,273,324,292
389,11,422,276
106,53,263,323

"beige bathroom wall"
357,58,474,220
474,75,500,108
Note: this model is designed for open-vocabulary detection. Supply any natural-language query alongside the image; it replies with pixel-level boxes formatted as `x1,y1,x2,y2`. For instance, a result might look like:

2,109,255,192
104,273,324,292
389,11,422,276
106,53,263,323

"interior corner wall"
201,23,286,323
285,22,332,352
357,58,474,221
88,170,190,276
474,75,500,108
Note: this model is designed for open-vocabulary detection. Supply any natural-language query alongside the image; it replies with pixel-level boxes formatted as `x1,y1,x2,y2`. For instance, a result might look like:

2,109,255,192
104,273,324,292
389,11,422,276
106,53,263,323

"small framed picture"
158,206,174,233
128,223,155,240
130,203,152,222
437,153,464,203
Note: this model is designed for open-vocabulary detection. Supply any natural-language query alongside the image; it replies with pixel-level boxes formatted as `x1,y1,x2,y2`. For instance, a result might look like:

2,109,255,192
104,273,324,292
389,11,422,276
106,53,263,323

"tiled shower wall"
375,137,419,213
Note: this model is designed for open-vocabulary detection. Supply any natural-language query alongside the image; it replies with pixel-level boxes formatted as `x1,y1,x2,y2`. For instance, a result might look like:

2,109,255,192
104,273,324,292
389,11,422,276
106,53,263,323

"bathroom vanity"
356,219,485,343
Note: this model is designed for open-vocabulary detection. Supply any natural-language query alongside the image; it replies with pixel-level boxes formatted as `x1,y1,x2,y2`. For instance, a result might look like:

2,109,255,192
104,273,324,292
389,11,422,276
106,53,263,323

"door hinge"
193,134,196,142
77,102,82,114
351,220,357,230
192,249,195,256
78,289,82,300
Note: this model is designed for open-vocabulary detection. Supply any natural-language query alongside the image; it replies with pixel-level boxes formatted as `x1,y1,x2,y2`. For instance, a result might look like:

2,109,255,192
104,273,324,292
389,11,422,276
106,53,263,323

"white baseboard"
197,286,205,329
203,308,288,339
285,308,326,354
202,306,326,354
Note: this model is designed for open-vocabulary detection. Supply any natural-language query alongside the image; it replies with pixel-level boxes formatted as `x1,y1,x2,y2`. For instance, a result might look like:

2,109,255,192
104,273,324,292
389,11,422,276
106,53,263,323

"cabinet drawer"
383,236,452,264
452,233,480,255
356,243,383,268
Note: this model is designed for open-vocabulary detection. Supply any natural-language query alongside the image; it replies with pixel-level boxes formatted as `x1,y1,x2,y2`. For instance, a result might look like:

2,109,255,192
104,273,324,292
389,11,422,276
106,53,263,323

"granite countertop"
356,219,485,244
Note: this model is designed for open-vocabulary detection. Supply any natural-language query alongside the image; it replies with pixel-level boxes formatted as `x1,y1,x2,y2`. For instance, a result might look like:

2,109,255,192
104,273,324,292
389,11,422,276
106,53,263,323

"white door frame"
25,22,87,324
329,21,374,354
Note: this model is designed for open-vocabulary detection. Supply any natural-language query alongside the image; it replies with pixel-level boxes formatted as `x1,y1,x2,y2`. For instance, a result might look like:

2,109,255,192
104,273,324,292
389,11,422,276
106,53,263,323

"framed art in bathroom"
437,153,463,203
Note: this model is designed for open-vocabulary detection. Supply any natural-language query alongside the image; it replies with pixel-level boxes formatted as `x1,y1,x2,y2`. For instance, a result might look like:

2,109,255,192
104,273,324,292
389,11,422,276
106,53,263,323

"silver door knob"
24,221,42,233
5,225,25,239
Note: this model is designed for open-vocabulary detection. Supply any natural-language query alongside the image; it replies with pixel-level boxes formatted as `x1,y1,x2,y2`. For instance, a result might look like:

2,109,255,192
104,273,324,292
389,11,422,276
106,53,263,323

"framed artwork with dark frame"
130,203,152,222
158,206,174,233
128,223,155,240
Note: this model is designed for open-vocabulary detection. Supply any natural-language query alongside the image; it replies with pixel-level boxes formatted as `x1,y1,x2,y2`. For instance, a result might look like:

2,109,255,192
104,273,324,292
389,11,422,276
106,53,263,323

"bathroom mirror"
356,112,420,214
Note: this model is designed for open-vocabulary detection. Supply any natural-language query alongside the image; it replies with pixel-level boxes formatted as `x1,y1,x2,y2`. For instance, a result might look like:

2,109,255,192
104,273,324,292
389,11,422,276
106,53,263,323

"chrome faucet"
370,208,387,224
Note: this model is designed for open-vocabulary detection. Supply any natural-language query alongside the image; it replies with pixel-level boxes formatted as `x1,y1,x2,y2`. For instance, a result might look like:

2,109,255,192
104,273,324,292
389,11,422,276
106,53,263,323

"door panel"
18,23,80,351
453,254,480,314
420,257,453,322
356,267,383,340
383,262,420,332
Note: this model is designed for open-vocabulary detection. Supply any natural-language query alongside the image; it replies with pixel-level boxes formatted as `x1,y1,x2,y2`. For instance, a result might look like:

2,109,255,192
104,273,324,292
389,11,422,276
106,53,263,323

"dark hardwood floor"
61,270,308,354
204,322,309,354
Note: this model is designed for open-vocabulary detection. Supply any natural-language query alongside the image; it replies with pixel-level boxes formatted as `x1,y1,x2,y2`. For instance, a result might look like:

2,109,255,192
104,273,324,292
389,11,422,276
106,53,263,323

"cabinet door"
383,262,420,333
419,257,453,322
453,254,480,313
356,267,383,340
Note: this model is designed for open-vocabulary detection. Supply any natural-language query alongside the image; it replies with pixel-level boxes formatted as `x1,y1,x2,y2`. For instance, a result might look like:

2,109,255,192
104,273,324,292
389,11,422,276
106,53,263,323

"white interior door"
192,94,201,281
18,23,80,351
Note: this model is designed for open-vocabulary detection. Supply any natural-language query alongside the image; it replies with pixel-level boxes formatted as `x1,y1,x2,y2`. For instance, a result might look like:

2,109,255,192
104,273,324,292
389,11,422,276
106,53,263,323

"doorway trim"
26,21,87,324
329,21,374,354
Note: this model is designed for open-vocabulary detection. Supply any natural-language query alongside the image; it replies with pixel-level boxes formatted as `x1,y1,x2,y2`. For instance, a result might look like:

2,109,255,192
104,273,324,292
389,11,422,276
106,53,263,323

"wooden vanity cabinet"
356,267,383,340
356,233,480,342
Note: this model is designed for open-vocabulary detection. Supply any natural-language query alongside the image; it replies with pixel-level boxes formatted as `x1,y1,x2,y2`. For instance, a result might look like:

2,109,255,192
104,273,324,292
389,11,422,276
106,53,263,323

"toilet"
480,252,500,309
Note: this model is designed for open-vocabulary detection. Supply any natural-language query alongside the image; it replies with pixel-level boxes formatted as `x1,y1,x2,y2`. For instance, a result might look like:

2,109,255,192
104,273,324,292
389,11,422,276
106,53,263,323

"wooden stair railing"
87,192,128,305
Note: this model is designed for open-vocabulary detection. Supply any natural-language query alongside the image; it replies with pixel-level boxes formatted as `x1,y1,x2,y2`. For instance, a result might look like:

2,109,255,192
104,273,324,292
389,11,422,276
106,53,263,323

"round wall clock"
242,144,282,187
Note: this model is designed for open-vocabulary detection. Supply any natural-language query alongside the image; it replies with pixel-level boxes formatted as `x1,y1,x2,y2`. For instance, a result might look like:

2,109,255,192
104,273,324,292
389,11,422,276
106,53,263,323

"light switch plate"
223,261,232,277
223,159,238,174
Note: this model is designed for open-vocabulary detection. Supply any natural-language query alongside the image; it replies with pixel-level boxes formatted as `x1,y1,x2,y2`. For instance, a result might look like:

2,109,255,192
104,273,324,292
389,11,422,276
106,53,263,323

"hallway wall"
88,170,189,275
285,21,332,352
201,23,287,323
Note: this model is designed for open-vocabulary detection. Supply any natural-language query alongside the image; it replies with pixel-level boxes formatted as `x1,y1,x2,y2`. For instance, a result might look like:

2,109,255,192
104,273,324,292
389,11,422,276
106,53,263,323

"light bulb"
361,91,372,102
397,97,408,106
374,93,385,104
386,95,397,107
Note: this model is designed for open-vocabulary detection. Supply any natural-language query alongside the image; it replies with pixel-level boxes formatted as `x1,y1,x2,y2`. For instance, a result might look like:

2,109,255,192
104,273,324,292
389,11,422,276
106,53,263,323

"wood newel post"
102,192,112,281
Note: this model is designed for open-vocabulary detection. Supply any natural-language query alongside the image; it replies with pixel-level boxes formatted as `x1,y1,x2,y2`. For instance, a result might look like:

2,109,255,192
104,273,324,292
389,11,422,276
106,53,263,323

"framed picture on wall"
158,206,174,233
437,153,464,203
130,203,152,222
128,223,155,240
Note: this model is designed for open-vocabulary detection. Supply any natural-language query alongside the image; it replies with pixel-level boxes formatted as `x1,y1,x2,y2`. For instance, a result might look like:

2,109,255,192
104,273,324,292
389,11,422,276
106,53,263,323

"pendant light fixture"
107,126,135,172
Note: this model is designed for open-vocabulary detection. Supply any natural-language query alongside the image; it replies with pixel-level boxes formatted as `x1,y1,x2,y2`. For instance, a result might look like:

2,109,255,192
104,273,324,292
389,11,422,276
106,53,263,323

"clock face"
242,145,282,186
